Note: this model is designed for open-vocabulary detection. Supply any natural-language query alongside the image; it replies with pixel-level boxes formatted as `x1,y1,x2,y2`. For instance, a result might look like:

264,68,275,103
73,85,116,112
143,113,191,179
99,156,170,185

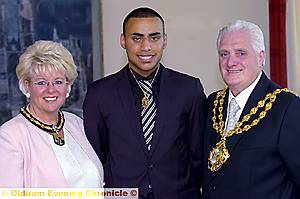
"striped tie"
139,80,157,151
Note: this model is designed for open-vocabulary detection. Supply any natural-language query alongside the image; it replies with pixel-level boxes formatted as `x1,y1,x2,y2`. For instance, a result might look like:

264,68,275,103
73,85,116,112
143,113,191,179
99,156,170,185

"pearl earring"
66,86,71,98
25,93,30,98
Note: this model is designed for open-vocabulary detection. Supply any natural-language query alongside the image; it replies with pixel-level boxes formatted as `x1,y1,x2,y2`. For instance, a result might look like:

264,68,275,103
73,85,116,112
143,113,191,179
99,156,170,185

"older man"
202,20,300,199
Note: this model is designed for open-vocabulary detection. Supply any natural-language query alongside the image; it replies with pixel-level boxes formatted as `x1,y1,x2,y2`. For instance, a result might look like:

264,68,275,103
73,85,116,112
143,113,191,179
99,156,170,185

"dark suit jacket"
83,65,206,199
202,73,300,199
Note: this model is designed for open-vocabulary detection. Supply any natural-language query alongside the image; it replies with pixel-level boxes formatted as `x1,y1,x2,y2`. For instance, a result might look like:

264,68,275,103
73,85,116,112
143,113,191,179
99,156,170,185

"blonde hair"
16,40,78,95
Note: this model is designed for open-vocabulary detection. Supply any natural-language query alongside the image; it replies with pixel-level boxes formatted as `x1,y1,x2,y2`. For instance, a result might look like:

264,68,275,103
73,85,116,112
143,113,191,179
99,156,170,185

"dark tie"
139,80,157,151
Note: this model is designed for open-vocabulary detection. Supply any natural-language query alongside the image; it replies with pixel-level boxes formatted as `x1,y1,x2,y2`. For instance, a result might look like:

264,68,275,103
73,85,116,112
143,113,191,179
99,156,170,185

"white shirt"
49,129,101,188
225,72,262,130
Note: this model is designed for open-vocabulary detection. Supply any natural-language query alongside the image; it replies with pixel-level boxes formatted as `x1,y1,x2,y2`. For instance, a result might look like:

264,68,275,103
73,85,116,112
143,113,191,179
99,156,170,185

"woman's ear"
24,80,31,98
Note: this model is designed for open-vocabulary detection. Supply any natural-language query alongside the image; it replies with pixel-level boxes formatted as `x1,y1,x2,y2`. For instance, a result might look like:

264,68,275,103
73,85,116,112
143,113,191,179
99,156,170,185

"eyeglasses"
32,79,68,89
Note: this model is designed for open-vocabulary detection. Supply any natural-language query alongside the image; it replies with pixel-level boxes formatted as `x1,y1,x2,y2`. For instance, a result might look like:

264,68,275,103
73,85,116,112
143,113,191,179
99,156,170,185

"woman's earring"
66,86,71,98
25,93,30,98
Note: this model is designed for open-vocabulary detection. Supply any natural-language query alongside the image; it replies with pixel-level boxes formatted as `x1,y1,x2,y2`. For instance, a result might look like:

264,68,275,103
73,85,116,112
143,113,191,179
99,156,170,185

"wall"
101,0,269,95
287,0,300,93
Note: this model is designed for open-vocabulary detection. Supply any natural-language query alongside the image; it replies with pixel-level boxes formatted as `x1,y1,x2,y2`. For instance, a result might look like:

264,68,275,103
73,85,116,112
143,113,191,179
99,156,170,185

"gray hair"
217,20,265,55
16,40,78,95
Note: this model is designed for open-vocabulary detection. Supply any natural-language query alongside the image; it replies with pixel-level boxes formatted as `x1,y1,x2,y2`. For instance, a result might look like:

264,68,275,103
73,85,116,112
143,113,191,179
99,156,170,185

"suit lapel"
226,73,270,153
115,67,149,156
149,66,171,157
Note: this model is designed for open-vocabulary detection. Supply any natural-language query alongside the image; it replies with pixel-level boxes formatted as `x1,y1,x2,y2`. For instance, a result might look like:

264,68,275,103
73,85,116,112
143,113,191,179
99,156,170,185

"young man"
202,20,300,199
83,7,206,199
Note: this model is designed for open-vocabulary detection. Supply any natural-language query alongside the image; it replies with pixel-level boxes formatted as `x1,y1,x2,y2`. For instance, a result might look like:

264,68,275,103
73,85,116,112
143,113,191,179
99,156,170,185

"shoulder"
163,67,204,89
1,114,27,131
63,111,85,135
264,79,299,104
208,89,224,102
0,114,29,141
276,89,300,108
63,111,83,124
63,112,91,139
87,68,125,91
206,89,227,110
164,67,199,81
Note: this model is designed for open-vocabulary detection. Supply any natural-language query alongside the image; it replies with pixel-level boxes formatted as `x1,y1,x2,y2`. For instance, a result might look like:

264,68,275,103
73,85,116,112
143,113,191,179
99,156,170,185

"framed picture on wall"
0,0,103,124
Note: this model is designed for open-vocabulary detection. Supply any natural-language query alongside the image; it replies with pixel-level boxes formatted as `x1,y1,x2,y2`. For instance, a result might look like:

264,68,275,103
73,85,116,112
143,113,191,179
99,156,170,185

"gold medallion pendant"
128,65,160,110
208,139,230,172
52,133,65,146
142,95,149,108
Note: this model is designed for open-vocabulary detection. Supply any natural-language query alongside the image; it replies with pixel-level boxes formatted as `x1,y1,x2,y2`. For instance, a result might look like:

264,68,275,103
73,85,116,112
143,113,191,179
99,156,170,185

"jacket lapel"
226,73,270,153
115,67,149,156
149,66,171,157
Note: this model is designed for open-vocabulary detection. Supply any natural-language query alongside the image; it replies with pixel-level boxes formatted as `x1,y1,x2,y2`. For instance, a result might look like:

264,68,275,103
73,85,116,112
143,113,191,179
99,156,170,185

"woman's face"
25,69,69,120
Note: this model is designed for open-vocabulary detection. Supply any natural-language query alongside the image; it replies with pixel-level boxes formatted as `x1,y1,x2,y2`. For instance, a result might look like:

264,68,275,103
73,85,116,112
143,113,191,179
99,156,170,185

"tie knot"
228,98,240,115
139,80,153,94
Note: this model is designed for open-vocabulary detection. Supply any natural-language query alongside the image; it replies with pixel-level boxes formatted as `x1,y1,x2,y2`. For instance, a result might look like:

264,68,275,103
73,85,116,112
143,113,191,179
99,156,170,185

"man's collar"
130,64,161,82
228,71,262,111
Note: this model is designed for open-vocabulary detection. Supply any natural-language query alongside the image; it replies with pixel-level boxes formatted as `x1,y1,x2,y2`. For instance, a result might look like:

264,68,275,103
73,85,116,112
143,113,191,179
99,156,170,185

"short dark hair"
122,7,165,35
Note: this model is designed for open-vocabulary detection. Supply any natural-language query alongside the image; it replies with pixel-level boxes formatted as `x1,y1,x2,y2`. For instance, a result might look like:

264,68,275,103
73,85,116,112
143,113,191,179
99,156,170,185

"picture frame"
0,0,103,124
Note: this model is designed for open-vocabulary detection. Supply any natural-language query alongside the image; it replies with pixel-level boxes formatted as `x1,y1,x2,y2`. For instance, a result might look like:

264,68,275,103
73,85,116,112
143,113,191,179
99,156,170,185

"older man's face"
218,30,265,96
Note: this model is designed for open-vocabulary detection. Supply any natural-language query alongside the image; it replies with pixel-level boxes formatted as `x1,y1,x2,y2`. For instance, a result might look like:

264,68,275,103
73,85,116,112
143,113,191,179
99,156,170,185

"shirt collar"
228,71,262,111
131,65,160,82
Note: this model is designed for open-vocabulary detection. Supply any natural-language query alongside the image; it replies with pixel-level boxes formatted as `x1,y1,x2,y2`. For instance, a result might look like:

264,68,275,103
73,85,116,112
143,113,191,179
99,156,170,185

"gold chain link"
208,87,298,172
212,87,297,137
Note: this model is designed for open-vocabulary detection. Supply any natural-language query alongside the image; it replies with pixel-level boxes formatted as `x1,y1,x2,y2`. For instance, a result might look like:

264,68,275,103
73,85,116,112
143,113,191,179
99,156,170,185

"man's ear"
259,50,266,67
120,33,126,49
162,34,168,49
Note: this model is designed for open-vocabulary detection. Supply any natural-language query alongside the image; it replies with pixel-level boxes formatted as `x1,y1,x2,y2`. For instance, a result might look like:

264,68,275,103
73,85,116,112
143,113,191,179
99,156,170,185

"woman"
0,40,103,188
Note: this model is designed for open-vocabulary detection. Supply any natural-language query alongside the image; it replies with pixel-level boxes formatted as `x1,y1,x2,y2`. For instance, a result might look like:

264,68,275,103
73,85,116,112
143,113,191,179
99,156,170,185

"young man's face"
120,17,167,77
218,30,265,96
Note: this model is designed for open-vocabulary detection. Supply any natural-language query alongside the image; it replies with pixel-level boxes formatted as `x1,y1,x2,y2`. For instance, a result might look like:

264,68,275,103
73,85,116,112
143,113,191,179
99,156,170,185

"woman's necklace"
129,66,160,109
20,106,65,146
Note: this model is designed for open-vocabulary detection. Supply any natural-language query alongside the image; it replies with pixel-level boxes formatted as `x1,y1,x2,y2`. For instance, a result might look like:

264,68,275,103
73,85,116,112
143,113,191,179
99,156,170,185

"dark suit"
202,73,300,199
83,65,206,199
